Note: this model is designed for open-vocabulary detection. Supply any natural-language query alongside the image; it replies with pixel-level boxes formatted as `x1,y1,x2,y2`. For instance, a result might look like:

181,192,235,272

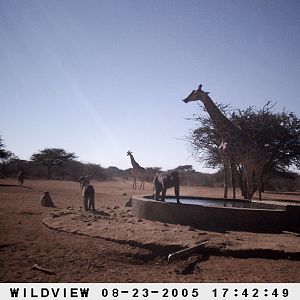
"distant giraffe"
127,151,147,190
17,170,24,187
183,84,264,200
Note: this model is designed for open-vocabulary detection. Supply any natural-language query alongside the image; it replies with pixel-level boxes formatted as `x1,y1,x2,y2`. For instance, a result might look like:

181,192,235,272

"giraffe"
127,151,147,190
182,84,264,200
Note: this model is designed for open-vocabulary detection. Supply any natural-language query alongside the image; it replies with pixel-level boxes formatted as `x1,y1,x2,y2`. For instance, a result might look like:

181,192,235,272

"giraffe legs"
132,175,137,189
219,142,238,199
223,161,229,199
139,177,145,190
244,164,255,199
219,146,230,199
230,162,237,200
132,171,146,190
254,167,263,200
133,177,145,190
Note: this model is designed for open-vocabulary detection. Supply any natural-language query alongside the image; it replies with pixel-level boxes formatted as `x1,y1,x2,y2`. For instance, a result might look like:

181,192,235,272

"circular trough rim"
130,195,291,231
138,195,287,211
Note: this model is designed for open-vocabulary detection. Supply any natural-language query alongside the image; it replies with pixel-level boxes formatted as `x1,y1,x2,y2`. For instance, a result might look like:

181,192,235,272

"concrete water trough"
128,195,300,232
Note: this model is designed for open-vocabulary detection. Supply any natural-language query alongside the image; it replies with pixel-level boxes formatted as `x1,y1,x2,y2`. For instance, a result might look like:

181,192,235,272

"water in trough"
165,197,252,208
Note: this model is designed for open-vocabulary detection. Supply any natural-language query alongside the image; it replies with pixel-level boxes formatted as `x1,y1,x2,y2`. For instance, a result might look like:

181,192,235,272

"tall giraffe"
182,85,264,200
127,151,147,190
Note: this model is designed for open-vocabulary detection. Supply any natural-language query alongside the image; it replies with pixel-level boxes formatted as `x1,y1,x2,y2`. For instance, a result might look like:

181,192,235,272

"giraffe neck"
129,154,140,169
201,95,239,137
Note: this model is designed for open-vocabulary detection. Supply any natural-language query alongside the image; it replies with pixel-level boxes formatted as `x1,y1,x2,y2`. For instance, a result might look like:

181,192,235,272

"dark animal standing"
83,184,95,211
41,192,55,207
153,171,180,203
17,171,24,187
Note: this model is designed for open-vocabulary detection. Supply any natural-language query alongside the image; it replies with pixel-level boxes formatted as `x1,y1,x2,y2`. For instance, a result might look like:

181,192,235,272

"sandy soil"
0,178,300,283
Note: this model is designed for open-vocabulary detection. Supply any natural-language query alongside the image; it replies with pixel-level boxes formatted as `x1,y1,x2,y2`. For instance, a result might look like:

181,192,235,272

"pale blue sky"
1,0,299,172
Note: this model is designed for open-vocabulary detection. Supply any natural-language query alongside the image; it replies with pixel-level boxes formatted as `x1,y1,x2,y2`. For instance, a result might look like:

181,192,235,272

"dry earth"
0,178,300,283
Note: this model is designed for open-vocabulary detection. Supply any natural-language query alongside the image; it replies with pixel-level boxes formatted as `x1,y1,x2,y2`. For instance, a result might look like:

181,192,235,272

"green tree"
31,148,77,179
232,103,300,173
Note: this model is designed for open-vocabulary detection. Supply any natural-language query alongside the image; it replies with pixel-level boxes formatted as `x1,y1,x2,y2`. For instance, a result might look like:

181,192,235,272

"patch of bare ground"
0,178,299,282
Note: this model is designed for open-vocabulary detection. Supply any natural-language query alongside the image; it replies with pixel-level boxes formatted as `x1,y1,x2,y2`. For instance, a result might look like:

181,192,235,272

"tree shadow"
0,183,33,189
0,184,19,187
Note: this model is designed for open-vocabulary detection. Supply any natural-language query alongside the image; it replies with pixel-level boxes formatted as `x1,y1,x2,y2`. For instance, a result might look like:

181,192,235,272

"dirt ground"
0,178,300,283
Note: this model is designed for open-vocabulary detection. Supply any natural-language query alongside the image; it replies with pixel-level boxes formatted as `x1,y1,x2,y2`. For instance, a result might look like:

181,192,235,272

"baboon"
79,175,90,190
41,192,55,207
17,171,24,187
153,171,180,203
82,184,95,211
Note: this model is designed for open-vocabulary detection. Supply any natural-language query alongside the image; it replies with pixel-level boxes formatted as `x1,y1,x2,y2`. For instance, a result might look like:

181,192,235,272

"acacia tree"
0,151,19,176
187,102,300,195
0,136,8,159
31,148,77,179
233,104,300,179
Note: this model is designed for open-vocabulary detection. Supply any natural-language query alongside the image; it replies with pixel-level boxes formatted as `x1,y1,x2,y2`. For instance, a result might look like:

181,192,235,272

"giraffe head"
127,150,132,156
182,84,210,103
